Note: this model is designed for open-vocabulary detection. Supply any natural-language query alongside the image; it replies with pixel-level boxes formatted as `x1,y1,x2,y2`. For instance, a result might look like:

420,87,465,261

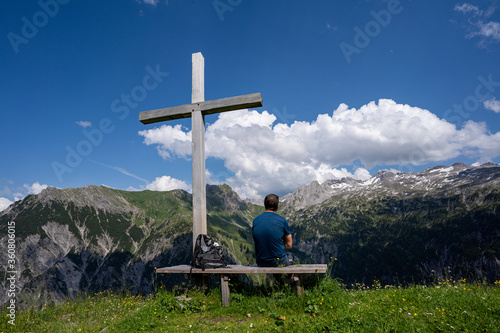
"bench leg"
221,275,230,306
190,274,209,289
294,275,304,296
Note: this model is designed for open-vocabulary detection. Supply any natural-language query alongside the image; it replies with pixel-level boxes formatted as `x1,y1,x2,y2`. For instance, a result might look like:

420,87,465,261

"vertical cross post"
139,53,263,256
191,52,207,251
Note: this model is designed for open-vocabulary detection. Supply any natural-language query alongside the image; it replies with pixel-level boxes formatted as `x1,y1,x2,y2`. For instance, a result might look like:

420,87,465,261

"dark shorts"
257,252,297,267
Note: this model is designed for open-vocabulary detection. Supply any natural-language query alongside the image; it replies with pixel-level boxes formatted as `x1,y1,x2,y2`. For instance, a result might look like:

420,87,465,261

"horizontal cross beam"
139,92,263,124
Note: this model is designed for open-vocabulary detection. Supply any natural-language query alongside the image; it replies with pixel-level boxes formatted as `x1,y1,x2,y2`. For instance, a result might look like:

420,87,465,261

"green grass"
2,278,499,332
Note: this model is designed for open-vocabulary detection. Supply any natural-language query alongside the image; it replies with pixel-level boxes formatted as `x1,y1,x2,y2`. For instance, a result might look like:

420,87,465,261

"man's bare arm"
283,234,292,249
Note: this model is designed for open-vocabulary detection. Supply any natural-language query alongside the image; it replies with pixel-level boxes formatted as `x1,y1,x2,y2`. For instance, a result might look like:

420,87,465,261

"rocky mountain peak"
35,185,136,214
281,180,332,210
206,184,250,212
282,163,500,211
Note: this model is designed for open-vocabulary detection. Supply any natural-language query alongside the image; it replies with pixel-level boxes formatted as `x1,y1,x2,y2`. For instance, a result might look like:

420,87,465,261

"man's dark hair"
264,194,279,211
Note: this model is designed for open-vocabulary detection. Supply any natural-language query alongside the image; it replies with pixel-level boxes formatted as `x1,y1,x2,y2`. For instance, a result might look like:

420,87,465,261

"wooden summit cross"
139,52,263,252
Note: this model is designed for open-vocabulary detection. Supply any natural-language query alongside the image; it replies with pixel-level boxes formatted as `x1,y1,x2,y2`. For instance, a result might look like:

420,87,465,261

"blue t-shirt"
252,212,291,266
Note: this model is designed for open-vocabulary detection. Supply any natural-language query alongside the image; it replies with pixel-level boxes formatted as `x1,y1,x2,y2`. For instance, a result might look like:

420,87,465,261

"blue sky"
1,0,500,209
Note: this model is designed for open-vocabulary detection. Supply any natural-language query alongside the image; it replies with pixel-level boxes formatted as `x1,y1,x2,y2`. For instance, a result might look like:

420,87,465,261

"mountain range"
282,162,500,284
1,163,499,307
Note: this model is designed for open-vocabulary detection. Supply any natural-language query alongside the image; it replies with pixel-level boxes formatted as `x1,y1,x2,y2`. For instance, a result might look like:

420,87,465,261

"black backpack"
191,234,227,270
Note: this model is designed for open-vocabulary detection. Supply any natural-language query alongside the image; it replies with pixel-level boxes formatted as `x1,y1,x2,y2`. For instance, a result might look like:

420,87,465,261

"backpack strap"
201,259,206,271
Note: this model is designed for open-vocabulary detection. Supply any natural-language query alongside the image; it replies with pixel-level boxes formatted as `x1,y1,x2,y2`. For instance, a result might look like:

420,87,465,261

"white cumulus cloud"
454,3,482,15
76,121,92,128
139,124,191,159
484,97,500,113
139,99,500,198
0,197,13,212
469,21,500,41
146,99,500,197
455,2,500,46
146,176,191,192
24,181,48,195
138,0,160,6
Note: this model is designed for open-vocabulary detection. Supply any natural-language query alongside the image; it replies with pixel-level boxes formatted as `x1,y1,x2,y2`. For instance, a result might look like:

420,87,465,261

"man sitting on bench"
252,194,293,267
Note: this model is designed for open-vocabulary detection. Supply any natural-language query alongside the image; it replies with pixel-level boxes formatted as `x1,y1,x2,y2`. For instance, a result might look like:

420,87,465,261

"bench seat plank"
156,264,327,274
156,264,327,306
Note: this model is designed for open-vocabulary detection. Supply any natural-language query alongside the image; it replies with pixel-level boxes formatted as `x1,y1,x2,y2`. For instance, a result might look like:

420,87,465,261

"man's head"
264,194,280,211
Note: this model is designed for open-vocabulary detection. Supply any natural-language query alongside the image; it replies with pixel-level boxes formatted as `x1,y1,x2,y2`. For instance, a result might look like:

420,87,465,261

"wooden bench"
156,264,327,306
